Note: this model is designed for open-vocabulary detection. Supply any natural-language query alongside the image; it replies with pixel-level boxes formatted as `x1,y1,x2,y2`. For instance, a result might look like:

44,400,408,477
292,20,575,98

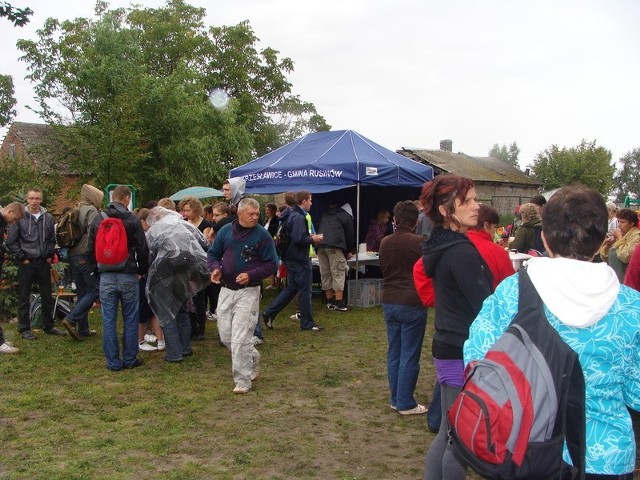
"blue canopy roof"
230,130,433,194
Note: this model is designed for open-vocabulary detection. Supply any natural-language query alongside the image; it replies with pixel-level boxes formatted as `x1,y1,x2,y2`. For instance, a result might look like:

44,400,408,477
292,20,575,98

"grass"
0,288,473,480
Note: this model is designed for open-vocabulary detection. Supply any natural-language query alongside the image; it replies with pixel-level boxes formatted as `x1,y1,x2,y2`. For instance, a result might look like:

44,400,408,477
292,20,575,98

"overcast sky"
2,0,639,169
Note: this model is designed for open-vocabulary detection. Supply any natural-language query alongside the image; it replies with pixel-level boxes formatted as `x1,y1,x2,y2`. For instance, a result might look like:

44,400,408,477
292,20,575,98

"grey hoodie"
228,177,246,206
6,205,56,261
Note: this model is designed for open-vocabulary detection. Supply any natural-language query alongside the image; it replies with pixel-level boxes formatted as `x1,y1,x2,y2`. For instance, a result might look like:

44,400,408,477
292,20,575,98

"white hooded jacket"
526,257,619,328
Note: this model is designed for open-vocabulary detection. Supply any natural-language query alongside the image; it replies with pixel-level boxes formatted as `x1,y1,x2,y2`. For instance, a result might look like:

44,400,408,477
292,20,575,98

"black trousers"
18,260,54,333
190,290,207,337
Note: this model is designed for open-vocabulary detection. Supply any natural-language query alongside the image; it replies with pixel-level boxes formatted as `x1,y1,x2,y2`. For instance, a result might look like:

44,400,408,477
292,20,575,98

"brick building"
1,122,82,215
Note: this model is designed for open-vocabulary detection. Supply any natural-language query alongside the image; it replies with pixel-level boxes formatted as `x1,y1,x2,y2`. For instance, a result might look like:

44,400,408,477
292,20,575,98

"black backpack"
274,216,290,257
448,268,585,480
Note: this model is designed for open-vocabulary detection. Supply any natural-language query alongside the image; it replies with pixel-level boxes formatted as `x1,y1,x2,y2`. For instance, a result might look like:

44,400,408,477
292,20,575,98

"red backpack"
448,269,585,480
95,212,129,271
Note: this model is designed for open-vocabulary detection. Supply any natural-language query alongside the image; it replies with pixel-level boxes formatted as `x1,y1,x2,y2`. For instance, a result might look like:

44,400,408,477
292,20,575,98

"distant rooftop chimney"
440,139,452,152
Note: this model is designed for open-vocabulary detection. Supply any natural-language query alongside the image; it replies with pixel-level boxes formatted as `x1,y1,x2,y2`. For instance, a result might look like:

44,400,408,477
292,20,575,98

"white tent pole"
354,182,361,304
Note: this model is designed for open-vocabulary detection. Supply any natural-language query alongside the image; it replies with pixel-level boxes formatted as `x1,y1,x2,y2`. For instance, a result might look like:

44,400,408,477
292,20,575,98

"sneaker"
4,341,14,347
251,335,264,346
326,297,336,310
144,333,157,343
398,404,428,416
289,312,300,320
0,342,19,354
302,324,323,332
124,358,144,369
333,301,349,312
138,342,157,351
62,319,80,341
156,340,166,351
206,312,217,321
262,312,273,330
20,330,37,340
233,385,251,394
44,327,66,336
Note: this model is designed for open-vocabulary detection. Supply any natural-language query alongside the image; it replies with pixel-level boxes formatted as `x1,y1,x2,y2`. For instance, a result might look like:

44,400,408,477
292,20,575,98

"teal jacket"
465,269,640,475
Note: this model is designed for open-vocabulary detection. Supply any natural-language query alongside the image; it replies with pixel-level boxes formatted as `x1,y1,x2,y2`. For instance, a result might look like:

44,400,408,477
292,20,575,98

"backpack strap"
518,268,586,480
564,356,586,480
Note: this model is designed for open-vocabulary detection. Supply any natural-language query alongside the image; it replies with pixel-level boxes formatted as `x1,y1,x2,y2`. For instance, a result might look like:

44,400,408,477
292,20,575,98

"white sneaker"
251,335,263,346
144,333,157,344
156,340,165,351
290,313,300,320
0,342,19,354
138,342,157,352
206,312,217,321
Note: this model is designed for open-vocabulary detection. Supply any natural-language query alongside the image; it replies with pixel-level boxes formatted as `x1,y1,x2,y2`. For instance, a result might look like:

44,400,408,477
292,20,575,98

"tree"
0,153,60,206
0,2,31,125
0,1,33,26
0,75,16,127
613,148,640,202
16,0,329,201
489,142,520,170
531,140,615,196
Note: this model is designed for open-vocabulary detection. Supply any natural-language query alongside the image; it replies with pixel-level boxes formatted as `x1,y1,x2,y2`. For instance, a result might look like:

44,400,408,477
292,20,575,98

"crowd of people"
2,177,640,478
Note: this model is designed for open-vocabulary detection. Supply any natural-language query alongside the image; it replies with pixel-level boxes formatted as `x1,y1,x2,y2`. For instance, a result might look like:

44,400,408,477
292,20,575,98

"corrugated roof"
398,148,541,186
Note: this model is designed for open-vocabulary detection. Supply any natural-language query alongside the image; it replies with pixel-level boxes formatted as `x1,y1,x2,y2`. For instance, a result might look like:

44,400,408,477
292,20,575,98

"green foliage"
0,259,18,320
489,142,520,170
0,1,33,27
0,154,61,206
531,140,615,196
613,147,640,202
0,74,17,127
16,0,330,203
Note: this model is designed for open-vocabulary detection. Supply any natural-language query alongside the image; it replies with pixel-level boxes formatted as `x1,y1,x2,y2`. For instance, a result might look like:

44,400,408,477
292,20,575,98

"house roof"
398,148,542,187
3,121,77,175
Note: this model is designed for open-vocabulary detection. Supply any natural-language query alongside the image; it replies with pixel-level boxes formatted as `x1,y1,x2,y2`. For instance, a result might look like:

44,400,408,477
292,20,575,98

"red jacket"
413,258,435,308
623,245,640,291
467,229,515,290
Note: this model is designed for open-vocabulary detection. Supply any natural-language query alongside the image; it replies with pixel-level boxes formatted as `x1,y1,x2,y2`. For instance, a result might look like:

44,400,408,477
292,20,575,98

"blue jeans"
66,254,99,335
99,273,139,371
383,303,427,411
264,261,315,330
162,305,192,362
253,315,263,339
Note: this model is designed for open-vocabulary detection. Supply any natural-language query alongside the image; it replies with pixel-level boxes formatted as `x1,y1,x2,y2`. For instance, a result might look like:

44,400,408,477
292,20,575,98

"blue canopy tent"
230,129,432,194
230,130,434,296
230,129,433,237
